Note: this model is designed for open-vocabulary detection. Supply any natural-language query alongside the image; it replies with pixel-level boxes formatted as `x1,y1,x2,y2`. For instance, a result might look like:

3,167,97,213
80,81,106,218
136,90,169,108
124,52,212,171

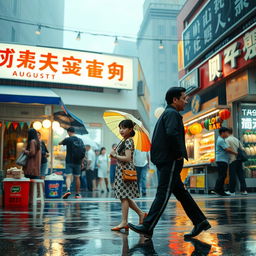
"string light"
159,40,164,49
35,25,41,35
0,16,226,43
76,32,81,41
114,36,118,45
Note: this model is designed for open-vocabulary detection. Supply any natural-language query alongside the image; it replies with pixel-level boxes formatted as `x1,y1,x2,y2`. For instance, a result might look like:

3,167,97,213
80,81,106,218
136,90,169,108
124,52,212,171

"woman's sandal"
111,225,129,231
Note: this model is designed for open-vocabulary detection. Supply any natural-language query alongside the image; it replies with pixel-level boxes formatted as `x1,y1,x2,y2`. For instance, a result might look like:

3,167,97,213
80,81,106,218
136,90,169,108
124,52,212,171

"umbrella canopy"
103,110,151,152
54,111,88,135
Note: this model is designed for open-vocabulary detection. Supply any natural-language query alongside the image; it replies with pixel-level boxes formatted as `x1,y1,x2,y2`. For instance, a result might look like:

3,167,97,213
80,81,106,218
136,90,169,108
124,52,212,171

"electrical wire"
0,16,220,42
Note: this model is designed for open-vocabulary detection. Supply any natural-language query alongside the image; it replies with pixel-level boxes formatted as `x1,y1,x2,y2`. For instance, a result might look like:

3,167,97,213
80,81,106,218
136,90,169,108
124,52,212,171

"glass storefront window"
52,127,67,169
1,121,51,171
185,130,215,166
239,103,256,178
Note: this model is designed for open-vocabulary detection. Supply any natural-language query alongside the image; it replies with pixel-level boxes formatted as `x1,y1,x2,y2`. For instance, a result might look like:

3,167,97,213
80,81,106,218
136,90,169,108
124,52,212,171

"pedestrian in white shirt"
85,144,96,191
134,149,150,196
225,128,248,195
97,147,110,193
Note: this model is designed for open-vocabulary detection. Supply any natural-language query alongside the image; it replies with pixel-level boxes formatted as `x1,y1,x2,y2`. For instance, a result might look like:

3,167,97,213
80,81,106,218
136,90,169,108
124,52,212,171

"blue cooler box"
45,180,64,198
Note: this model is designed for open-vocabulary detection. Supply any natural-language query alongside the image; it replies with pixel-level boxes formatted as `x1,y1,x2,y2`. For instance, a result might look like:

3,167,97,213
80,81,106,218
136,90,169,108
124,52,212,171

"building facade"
0,0,65,47
137,0,186,132
0,42,150,171
178,0,256,191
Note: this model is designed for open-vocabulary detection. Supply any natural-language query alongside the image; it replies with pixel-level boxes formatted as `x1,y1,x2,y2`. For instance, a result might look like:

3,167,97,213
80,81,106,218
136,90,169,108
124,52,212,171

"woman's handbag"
122,169,137,182
16,152,28,166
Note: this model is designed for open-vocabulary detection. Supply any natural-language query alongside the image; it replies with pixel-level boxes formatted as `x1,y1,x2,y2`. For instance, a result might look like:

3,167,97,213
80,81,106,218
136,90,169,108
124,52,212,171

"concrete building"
0,0,65,47
137,0,186,132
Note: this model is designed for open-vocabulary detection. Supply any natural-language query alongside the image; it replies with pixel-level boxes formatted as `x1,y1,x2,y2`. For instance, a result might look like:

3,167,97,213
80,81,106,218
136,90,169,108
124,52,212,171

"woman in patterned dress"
110,120,147,231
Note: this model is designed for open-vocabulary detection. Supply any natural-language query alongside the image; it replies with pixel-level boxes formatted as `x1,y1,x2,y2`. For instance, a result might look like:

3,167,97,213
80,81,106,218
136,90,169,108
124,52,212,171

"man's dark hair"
219,127,229,135
67,127,75,133
228,128,233,134
165,87,186,105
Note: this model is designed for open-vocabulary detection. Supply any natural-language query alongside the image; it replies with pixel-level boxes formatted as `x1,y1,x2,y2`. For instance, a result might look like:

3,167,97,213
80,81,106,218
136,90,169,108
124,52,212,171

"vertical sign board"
182,0,256,68
240,104,256,131
179,68,199,94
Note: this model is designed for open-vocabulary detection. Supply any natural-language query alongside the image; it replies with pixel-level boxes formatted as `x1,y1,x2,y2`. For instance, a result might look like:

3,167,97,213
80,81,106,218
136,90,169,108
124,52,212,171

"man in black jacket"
128,87,210,238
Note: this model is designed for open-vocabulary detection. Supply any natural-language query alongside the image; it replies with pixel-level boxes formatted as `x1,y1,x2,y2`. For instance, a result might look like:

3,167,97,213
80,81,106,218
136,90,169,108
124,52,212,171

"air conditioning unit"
137,80,144,96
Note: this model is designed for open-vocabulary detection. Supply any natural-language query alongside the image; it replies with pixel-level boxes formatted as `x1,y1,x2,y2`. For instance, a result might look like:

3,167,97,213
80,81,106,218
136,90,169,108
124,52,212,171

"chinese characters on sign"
0,43,133,90
208,27,256,82
209,54,222,81
241,106,256,130
182,0,256,67
179,69,199,94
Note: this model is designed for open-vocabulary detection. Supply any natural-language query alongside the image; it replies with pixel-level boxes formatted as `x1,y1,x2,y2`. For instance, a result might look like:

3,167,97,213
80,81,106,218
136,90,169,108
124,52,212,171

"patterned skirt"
113,164,140,199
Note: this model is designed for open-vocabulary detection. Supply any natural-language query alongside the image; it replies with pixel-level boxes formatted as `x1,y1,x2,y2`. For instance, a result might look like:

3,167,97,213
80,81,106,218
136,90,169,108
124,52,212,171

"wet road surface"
0,191,256,255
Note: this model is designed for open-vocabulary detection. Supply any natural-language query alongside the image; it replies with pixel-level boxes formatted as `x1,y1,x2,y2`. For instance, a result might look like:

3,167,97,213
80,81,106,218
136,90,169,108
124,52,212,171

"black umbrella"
54,110,88,135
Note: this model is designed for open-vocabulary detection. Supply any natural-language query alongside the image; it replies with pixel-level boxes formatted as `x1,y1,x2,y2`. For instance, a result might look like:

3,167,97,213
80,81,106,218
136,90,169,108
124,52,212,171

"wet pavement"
0,191,256,256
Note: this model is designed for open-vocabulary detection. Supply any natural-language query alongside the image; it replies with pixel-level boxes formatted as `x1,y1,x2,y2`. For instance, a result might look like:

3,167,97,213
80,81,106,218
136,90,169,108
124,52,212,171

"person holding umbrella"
128,87,210,238
109,120,147,231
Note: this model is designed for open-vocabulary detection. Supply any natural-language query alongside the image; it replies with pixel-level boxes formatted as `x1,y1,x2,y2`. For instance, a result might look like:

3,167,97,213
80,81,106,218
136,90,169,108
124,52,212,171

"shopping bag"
16,152,28,166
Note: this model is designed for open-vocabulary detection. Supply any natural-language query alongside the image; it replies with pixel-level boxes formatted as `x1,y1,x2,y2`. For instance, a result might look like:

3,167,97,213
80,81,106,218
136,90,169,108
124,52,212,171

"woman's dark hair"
27,128,40,151
117,120,135,154
118,120,135,137
165,87,186,105
100,147,106,155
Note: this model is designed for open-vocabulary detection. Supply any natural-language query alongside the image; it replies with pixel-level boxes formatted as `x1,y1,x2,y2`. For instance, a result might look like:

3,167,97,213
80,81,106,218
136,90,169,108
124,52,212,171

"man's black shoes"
184,220,211,238
128,223,153,238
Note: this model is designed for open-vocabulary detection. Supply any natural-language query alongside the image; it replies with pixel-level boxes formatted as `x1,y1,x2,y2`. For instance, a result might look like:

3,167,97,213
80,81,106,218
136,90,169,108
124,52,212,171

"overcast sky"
64,0,144,53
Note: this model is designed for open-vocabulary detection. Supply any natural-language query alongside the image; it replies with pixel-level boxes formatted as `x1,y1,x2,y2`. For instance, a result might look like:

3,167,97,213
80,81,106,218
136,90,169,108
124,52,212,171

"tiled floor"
0,191,256,255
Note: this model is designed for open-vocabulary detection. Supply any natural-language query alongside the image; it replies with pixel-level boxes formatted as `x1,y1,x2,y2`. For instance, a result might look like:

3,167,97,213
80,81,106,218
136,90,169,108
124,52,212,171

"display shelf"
199,144,215,149
199,149,215,154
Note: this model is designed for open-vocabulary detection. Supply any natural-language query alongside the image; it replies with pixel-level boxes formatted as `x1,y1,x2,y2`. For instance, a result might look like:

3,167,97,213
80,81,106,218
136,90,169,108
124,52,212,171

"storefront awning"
0,86,61,105
0,85,88,134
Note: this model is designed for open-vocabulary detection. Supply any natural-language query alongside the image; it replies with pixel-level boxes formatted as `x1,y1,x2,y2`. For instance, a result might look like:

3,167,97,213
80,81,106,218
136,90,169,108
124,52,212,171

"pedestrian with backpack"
59,127,85,199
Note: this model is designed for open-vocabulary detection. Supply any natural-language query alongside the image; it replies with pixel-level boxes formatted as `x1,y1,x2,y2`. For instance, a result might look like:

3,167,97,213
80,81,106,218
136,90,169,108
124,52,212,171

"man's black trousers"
143,159,206,232
214,161,228,193
229,160,247,193
86,169,94,191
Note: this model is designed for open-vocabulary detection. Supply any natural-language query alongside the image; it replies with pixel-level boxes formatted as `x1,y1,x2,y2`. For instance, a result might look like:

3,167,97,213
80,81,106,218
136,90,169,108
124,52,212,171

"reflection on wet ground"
0,192,256,255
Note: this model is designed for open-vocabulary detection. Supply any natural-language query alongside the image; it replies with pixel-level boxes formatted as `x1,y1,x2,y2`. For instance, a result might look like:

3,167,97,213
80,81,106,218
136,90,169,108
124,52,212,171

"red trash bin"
3,178,30,207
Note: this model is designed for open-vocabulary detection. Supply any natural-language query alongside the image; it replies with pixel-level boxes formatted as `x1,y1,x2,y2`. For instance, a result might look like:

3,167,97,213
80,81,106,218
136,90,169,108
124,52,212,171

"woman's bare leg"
127,198,146,223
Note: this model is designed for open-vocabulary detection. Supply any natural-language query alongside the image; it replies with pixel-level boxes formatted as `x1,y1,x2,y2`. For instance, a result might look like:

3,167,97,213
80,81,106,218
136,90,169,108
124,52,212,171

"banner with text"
0,43,134,90
182,0,256,68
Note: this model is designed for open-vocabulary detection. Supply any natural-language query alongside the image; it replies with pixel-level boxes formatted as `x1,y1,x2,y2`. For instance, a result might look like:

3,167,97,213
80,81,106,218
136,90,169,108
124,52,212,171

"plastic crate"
3,178,30,207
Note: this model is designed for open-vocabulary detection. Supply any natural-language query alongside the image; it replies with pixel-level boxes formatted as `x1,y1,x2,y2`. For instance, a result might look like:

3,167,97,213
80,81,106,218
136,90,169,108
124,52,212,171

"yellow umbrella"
103,110,151,152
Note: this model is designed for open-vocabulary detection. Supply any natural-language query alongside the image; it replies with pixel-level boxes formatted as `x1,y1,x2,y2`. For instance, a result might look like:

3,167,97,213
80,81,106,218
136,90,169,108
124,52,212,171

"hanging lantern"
33,121,42,130
200,121,205,128
154,107,165,119
189,123,203,135
219,109,231,120
204,119,210,130
184,126,188,134
42,119,51,129
52,121,60,130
